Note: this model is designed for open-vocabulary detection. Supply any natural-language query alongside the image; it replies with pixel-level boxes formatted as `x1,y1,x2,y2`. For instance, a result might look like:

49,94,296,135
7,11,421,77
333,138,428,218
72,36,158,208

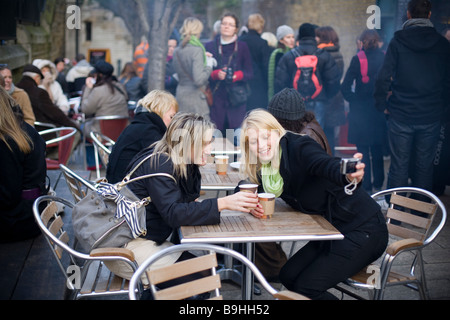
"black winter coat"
374,25,450,125
341,48,387,145
274,38,341,102
239,29,274,109
0,123,47,243
258,132,381,235
127,150,220,244
106,110,167,183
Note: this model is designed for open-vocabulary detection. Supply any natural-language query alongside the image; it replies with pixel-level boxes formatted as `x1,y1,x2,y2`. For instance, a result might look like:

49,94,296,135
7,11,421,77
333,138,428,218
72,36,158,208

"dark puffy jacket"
274,38,341,102
106,110,166,183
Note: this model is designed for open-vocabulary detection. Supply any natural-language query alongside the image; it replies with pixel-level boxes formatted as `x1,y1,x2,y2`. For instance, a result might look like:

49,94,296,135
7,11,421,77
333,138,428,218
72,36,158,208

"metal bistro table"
179,198,343,300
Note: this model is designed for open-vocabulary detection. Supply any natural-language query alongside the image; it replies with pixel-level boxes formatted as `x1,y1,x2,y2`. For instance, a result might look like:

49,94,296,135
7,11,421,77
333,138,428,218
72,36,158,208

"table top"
200,163,243,191
180,199,343,243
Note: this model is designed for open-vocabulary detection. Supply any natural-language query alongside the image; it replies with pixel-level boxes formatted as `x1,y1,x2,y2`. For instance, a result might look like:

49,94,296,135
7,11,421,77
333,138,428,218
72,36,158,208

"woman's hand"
346,152,365,184
217,192,258,213
249,203,265,219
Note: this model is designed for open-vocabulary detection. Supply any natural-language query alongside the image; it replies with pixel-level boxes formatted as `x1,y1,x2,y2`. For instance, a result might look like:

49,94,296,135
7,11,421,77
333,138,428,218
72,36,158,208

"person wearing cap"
16,64,79,131
268,88,332,155
267,25,295,101
80,60,129,135
239,109,388,299
275,23,341,128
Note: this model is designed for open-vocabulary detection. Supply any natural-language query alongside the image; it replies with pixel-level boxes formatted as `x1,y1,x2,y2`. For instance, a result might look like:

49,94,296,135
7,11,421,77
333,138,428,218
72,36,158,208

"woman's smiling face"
247,128,281,164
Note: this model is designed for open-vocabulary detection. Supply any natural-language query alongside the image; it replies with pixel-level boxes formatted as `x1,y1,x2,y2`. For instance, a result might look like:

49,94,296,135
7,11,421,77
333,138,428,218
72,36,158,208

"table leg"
242,242,255,300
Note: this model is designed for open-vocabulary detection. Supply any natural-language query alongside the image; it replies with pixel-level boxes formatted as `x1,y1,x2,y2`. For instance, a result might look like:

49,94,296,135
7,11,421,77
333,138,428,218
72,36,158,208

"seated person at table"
0,86,47,243
239,109,388,300
104,113,259,283
106,90,178,183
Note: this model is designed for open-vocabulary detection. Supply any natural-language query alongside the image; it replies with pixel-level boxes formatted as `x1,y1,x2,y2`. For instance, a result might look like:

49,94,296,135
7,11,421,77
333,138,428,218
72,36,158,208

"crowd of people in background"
1,0,449,300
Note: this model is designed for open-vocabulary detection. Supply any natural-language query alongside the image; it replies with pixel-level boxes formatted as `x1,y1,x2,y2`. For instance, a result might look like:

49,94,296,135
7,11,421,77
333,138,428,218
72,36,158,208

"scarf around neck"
268,47,290,100
187,35,206,65
260,150,284,197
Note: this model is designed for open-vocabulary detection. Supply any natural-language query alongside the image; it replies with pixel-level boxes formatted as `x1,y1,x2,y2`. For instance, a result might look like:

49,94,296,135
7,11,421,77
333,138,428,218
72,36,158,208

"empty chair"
94,115,129,141
39,127,78,189
128,243,309,300
33,195,141,300
336,187,447,300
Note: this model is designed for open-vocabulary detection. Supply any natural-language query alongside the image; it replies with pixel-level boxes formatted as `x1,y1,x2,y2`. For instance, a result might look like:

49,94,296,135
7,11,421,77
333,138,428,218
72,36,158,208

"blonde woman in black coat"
240,109,388,300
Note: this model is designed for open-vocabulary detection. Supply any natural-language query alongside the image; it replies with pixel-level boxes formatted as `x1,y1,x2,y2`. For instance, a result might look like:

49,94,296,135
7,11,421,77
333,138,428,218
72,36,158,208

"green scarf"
260,150,284,197
187,35,207,65
267,47,290,100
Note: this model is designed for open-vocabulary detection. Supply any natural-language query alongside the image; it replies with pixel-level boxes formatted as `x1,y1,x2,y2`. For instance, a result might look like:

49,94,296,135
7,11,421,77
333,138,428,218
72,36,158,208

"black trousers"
279,211,388,300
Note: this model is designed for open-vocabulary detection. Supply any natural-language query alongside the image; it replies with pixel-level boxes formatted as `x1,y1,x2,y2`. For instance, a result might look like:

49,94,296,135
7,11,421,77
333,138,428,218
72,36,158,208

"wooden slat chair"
89,131,115,180
59,164,96,203
33,195,141,300
336,187,447,300
128,243,309,300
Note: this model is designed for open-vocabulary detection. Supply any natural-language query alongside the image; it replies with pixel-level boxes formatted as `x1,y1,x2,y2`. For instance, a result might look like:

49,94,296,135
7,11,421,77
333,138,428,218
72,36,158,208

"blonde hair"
0,86,32,153
240,109,286,184
247,13,265,34
180,17,204,47
152,113,215,179
137,90,179,119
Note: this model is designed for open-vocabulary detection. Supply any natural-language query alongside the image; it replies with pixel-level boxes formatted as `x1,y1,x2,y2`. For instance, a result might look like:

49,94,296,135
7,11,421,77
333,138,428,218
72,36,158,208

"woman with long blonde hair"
173,17,216,117
240,109,388,300
0,86,47,243
105,112,258,285
106,89,178,183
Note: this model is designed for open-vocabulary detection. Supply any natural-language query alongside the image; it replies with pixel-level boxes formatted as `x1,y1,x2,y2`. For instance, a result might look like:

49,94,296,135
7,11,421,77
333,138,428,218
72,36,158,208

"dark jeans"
387,118,441,191
356,144,384,192
279,211,388,300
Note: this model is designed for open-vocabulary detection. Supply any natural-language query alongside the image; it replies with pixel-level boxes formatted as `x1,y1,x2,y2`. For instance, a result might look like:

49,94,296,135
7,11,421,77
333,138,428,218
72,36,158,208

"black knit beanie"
268,88,306,121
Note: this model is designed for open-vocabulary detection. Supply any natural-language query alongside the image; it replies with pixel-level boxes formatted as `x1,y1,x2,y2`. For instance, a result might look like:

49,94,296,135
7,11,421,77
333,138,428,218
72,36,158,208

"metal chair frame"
59,164,96,203
128,243,308,300
89,131,115,180
33,195,141,300
337,187,447,300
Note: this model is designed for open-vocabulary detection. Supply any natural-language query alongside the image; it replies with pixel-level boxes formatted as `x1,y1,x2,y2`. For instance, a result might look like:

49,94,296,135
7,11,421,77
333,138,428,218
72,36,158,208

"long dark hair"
94,73,116,94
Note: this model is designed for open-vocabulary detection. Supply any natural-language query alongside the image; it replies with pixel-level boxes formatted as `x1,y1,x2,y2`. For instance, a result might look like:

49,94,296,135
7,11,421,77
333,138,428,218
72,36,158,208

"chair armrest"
90,247,135,262
273,290,310,300
386,238,423,256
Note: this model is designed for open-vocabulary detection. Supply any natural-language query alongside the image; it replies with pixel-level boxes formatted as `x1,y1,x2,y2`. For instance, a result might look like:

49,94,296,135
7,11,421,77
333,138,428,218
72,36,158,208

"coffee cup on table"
215,155,229,175
239,184,259,194
258,193,276,219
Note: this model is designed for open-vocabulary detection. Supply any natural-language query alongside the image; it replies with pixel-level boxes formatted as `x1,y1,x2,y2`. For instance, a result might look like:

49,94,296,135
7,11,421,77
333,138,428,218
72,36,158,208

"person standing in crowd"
342,29,387,194
374,0,450,194
16,64,79,131
173,17,217,119
205,13,253,133
66,54,94,97
33,59,70,115
164,36,179,96
0,86,47,243
267,25,295,101
275,23,340,128
0,65,35,127
81,60,129,135
240,109,388,300
106,90,178,184
118,62,143,102
239,13,273,110
133,36,149,78
104,113,259,283
315,26,346,154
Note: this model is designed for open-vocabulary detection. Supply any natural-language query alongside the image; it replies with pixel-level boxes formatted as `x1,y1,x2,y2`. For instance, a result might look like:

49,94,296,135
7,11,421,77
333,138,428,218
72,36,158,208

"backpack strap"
292,48,323,99
357,50,370,84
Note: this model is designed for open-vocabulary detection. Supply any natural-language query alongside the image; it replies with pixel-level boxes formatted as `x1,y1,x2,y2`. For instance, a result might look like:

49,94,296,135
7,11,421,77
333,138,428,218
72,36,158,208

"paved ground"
1,146,449,300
